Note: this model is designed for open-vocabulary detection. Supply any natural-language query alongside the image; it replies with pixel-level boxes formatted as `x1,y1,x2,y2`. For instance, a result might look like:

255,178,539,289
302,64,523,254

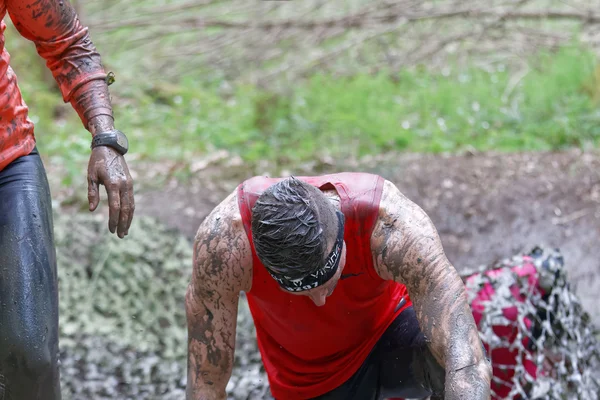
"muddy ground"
136,149,600,324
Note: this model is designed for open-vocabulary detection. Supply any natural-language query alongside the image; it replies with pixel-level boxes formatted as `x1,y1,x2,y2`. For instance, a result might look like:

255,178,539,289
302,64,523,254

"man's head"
251,177,346,306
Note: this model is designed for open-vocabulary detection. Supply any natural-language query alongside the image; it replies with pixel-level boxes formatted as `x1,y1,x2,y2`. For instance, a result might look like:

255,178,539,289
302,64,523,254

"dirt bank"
135,149,600,324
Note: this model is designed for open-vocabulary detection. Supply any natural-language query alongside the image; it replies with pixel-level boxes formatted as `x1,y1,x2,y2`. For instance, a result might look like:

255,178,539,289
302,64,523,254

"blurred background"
4,0,600,398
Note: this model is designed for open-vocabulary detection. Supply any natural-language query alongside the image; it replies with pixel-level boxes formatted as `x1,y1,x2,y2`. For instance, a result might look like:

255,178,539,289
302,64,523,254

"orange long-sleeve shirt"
0,0,109,172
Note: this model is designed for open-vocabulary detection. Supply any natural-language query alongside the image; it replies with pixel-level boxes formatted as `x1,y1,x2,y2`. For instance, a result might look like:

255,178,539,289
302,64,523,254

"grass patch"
12,44,600,186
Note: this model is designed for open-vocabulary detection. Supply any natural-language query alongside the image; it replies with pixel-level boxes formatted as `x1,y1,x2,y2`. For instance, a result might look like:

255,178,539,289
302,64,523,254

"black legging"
0,147,61,400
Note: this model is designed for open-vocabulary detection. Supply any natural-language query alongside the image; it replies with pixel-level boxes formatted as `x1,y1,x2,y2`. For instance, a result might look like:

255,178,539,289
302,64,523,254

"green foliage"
13,44,600,185
54,213,193,360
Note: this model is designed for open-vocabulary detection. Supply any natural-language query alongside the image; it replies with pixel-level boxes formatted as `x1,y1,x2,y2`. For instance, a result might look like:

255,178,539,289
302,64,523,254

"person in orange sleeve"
0,1,134,398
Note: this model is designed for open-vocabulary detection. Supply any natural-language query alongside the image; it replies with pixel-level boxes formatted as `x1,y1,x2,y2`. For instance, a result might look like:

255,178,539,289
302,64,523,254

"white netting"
462,247,600,400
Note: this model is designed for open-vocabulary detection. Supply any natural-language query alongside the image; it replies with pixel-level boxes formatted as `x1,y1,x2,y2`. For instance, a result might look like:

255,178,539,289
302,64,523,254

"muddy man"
185,173,492,400
0,1,134,398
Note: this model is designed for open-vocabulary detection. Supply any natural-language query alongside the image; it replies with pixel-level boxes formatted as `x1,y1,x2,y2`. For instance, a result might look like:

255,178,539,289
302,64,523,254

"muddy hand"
87,146,135,238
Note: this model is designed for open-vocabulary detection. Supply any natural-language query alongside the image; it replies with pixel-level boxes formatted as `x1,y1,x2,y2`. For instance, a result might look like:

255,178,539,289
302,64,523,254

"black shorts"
312,307,445,400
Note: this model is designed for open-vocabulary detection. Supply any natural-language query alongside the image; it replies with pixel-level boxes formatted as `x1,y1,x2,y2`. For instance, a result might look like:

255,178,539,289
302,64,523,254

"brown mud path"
135,149,600,324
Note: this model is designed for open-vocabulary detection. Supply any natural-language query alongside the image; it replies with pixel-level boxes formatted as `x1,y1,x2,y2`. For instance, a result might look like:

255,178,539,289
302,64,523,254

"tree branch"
92,7,600,33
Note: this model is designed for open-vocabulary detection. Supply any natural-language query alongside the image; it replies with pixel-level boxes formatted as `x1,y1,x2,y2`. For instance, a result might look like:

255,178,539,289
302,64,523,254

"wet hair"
251,177,338,280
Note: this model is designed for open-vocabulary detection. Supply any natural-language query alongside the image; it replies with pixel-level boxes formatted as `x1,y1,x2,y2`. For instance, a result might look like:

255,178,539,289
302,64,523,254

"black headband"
268,211,345,292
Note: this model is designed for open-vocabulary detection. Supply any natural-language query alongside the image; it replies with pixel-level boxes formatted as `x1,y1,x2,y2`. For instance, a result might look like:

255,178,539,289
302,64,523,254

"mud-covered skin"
372,180,492,399
87,145,134,238
86,113,135,239
185,191,252,400
87,114,115,136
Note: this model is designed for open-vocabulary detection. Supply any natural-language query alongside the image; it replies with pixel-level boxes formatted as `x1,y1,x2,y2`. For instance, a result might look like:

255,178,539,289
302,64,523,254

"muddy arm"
185,193,252,400
6,0,113,131
372,180,492,399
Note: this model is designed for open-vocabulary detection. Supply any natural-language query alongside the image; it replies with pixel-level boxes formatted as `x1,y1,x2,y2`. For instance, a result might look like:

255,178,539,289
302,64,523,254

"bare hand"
87,146,135,238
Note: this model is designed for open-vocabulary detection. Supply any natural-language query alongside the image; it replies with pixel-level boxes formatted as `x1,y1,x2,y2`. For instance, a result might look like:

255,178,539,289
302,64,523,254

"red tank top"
237,172,413,399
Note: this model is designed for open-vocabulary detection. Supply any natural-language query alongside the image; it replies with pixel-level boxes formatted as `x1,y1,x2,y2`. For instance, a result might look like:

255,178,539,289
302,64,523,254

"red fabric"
466,258,544,399
391,260,546,400
237,172,413,400
0,0,107,172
